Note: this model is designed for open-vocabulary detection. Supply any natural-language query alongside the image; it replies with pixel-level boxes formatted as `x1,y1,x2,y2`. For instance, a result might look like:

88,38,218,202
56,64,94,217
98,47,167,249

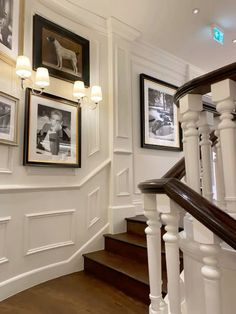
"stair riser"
84,257,150,304
105,237,148,263
126,221,146,236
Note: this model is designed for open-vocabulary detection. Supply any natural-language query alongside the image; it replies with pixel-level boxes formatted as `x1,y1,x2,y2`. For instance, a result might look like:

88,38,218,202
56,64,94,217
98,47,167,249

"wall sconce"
73,80,102,110
16,56,50,95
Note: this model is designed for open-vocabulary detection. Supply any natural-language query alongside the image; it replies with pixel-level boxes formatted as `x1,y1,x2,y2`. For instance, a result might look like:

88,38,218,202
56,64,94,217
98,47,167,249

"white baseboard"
0,223,109,301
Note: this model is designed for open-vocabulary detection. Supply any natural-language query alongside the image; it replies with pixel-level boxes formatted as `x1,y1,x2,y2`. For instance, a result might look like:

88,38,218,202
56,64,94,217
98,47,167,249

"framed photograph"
0,91,18,145
0,0,22,65
140,73,182,151
33,14,90,86
24,88,81,168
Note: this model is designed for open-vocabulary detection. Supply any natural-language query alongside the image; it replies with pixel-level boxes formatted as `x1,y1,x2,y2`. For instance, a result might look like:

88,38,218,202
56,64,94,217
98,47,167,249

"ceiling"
68,0,236,72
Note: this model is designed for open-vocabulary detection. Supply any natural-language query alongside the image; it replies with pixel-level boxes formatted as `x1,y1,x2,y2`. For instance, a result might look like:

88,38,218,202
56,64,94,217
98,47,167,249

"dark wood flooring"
0,272,148,314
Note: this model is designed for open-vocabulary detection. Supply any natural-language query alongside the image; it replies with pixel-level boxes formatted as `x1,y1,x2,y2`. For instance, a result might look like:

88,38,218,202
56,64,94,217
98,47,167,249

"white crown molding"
38,0,107,34
0,158,111,192
107,17,141,42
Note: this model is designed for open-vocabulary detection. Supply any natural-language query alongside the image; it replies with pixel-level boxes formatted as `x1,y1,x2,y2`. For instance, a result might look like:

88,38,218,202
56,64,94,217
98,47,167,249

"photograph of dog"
41,28,82,77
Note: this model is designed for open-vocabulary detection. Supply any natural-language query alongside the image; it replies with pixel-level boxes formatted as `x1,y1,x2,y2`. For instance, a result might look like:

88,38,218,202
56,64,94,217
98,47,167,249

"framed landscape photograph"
0,91,18,145
140,73,182,151
0,0,22,64
24,88,81,167
33,14,90,86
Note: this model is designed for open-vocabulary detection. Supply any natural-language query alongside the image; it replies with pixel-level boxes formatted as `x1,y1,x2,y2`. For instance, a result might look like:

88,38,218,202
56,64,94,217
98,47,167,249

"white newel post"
211,79,236,216
213,127,226,209
144,194,167,314
198,111,214,201
200,243,222,314
162,200,181,314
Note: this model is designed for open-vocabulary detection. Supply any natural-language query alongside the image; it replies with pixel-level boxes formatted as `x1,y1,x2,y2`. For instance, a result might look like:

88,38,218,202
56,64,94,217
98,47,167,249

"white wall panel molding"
87,106,100,157
24,210,76,256
115,45,131,139
0,217,11,265
0,222,109,301
113,149,133,155
133,199,144,215
116,168,130,196
107,17,141,42
87,187,101,228
0,158,111,192
109,205,136,233
0,146,13,174
38,0,107,34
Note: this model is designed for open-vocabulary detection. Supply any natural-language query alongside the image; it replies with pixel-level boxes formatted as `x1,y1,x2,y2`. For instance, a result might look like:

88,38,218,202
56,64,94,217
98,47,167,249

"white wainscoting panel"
87,187,101,228
115,45,129,139
0,217,11,264
0,146,13,174
24,209,76,256
116,168,130,196
87,106,100,157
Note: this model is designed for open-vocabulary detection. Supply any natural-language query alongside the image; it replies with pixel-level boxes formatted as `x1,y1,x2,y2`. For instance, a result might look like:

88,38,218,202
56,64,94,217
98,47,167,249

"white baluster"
213,126,226,209
162,200,181,314
200,243,222,314
181,121,189,183
144,194,167,314
180,94,202,193
212,79,236,216
180,94,202,239
198,111,214,201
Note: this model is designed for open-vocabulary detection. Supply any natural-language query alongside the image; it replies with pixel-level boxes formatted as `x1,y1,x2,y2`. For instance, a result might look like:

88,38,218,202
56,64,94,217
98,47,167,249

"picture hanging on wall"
33,14,90,86
0,0,23,65
0,91,18,145
23,88,81,168
140,73,182,151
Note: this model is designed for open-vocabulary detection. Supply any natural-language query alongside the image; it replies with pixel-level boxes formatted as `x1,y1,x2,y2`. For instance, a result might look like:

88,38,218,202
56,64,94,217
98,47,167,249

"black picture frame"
140,73,182,151
23,88,81,168
33,14,90,86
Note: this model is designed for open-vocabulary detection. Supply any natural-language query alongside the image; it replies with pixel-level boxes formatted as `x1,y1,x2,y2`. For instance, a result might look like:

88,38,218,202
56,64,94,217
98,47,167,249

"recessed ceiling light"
192,8,200,15
232,39,236,43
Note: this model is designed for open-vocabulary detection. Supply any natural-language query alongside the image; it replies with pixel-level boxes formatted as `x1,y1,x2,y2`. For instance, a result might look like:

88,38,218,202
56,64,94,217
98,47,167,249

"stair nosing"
104,233,147,249
84,251,149,285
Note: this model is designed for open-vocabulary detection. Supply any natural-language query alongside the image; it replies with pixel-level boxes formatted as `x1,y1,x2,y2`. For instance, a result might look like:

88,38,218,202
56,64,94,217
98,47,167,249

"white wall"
0,0,205,300
0,0,110,300
130,42,203,210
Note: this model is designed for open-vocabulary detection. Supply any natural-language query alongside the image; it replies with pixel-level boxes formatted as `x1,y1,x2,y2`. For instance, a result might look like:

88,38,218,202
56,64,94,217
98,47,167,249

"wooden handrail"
138,178,236,250
162,157,185,180
174,62,236,105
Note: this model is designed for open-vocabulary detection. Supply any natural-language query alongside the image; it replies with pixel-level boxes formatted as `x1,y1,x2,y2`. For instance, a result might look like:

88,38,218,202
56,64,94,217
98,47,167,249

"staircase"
83,215,170,304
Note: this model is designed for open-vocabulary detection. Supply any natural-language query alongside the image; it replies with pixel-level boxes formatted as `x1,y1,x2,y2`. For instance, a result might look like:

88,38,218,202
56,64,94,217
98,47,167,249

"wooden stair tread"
126,215,147,224
104,232,147,248
84,250,149,285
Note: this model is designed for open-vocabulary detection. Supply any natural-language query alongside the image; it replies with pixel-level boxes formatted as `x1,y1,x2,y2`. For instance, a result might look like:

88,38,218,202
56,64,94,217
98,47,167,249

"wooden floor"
0,272,149,314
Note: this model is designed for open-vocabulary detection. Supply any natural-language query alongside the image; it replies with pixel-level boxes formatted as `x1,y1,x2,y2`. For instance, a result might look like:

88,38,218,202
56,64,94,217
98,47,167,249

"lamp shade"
35,67,50,88
91,85,102,103
73,81,85,99
16,55,32,79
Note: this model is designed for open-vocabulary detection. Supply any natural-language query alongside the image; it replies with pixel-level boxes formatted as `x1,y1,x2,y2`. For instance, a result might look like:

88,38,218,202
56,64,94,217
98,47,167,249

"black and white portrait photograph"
0,0,20,62
37,104,71,157
24,89,81,167
0,91,18,145
33,14,90,85
140,73,182,151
